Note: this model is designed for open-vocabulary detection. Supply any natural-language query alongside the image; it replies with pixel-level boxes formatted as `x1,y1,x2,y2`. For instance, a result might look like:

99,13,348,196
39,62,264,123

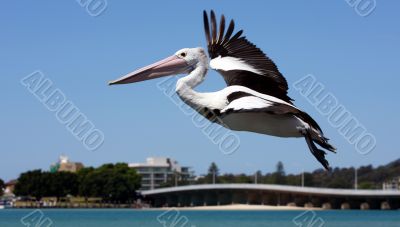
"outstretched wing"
203,10,293,103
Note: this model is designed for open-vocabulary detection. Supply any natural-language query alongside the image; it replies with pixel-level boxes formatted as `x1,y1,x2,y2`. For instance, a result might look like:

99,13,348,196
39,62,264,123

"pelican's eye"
180,52,186,57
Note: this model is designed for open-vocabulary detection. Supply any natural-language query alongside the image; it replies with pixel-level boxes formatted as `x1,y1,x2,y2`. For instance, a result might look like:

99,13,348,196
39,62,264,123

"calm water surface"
0,209,399,227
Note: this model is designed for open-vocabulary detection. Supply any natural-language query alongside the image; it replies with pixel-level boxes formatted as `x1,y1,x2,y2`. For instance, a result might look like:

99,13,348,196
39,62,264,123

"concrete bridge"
141,184,400,210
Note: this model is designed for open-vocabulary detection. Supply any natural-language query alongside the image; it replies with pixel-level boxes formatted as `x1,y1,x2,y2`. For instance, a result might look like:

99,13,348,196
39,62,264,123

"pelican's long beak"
109,55,189,85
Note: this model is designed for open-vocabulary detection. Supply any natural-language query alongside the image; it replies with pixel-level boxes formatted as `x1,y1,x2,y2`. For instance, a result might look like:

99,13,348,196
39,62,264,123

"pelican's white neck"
176,65,207,90
175,63,208,109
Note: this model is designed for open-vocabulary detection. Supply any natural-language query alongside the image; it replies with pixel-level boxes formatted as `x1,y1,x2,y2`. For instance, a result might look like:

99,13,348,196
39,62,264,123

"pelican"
109,11,336,170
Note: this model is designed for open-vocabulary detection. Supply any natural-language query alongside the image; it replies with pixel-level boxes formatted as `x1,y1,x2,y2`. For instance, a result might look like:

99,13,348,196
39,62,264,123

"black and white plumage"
109,10,336,170
217,88,336,169
203,11,293,103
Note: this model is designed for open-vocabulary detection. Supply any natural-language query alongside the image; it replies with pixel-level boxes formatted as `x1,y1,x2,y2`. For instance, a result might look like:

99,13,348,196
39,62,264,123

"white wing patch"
224,85,295,107
221,96,273,113
210,56,263,75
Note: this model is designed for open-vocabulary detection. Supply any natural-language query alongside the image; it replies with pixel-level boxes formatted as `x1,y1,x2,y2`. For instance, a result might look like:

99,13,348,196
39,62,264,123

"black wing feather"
203,10,293,103
223,20,235,44
210,11,217,43
203,11,211,45
217,15,225,43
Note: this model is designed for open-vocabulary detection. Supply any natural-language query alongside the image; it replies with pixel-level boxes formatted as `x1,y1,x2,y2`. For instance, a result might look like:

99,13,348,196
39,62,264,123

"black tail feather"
314,137,336,153
303,130,331,171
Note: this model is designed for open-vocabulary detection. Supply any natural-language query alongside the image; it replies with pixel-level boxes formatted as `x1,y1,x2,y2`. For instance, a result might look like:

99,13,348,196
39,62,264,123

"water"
0,209,399,227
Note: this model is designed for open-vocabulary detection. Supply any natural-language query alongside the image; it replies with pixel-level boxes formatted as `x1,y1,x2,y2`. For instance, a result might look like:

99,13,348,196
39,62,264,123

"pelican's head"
109,47,207,85
175,47,208,68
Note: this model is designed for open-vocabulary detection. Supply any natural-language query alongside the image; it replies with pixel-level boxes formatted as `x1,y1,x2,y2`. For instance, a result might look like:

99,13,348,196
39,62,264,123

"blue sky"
1,1,399,181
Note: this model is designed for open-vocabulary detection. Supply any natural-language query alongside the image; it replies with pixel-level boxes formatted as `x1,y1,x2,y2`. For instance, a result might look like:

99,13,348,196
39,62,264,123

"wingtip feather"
203,10,211,45
217,14,225,44
210,10,217,43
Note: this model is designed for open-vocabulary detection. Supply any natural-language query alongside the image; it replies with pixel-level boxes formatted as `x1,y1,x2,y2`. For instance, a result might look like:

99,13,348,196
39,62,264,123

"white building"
129,157,194,190
49,155,84,173
382,177,400,190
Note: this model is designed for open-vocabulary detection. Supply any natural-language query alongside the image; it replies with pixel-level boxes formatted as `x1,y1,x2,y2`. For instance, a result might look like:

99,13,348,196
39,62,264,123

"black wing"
203,10,293,103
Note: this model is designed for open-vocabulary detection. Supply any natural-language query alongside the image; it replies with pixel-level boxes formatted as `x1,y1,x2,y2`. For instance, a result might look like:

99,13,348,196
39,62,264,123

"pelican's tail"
313,134,336,153
296,111,336,171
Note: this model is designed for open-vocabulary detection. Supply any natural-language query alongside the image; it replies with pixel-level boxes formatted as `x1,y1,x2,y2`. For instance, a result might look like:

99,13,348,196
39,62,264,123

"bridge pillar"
310,197,322,208
247,191,261,204
381,201,391,210
360,202,370,210
204,191,218,206
262,193,274,205
190,193,203,206
341,203,350,210
322,202,332,210
294,196,307,207
277,193,281,206
304,202,314,208
218,190,232,205
232,191,246,204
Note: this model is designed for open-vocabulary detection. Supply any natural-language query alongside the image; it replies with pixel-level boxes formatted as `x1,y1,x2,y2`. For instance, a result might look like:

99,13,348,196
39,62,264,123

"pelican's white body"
172,48,309,138
177,75,307,138
221,111,303,137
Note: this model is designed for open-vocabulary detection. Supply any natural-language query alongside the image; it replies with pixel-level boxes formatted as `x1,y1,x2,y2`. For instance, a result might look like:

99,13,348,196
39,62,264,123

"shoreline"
147,204,323,211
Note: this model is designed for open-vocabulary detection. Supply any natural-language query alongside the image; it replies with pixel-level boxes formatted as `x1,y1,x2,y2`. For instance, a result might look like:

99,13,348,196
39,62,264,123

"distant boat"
0,205,4,209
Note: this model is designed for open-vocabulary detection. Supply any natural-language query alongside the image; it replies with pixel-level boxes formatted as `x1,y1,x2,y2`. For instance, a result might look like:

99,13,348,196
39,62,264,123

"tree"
47,172,78,199
255,170,262,184
303,173,314,186
208,162,219,176
77,167,95,199
218,173,235,184
14,170,45,200
327,178,352,189
207,162,219,184
358,181,374,189
14,170,79,200
78,163,141,203
276,161,285,175
0,178,4,196
235,174,252,183
271,161,286,184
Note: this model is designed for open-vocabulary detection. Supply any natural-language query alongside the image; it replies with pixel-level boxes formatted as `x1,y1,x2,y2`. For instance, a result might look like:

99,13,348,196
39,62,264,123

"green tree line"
13,163,141,202
5,158,400,200
196,159,400,189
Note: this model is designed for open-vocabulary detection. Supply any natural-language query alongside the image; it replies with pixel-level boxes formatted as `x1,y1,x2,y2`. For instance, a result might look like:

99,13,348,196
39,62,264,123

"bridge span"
141,184,400,210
